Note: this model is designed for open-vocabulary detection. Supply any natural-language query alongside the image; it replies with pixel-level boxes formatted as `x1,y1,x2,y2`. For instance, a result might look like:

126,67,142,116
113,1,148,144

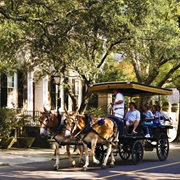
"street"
0,143,180,180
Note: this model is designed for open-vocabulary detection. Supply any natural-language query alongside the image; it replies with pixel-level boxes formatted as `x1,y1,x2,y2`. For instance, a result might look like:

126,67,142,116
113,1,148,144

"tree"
118,0,180,87
0,0,147,112
0,0,179,114
111,0,180,107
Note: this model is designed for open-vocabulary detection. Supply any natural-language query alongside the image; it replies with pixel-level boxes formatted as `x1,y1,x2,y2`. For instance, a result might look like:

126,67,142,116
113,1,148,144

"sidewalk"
1,143,179,167
0,147,68,166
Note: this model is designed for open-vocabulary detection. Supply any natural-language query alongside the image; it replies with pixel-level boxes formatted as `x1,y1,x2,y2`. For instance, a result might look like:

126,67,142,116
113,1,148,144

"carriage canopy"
88,82,172,96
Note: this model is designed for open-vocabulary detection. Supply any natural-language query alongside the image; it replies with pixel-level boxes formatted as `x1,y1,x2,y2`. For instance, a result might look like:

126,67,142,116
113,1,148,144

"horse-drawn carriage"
39,81,173,170
88,82,173,165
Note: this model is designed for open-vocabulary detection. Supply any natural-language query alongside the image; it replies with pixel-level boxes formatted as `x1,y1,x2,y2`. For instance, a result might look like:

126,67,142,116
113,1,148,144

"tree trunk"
136,96,152,110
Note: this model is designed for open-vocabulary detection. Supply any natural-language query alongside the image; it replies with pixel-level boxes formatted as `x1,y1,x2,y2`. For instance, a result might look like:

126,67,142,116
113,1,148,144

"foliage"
0,108,19,138
0,0,179,114
97,55,125,83
117,0,180,87
87,93,98,109
85,107,106,117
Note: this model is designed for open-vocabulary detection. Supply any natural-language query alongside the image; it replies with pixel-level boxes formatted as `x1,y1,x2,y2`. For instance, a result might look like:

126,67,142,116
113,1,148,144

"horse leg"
78,145,84,167
109,148,115,168
53,143,60,170
91,138,100,164
82,143,89,171
66,145,76,167
101,143,112,169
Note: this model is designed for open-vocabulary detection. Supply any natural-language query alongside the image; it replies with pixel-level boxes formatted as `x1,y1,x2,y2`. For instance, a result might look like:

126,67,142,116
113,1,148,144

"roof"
88,82,172,96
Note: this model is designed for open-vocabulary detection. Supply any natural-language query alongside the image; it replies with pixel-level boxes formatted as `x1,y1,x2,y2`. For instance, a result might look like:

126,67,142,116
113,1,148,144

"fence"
20,111,41,126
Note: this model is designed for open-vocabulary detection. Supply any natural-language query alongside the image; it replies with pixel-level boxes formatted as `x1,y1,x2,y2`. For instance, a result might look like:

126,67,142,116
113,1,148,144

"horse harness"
74,115,118,145
40,113,70,142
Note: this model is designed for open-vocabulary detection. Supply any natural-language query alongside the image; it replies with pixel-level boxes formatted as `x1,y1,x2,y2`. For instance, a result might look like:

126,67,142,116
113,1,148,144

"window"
7,75,15,108
7,76,14,88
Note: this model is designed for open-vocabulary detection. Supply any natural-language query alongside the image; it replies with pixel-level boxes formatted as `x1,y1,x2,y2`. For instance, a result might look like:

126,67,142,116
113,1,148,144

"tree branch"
74,66,91,85
131,59,143,83
63,77,79,115
157,63,180,87
146,56,180,85
145,67,160,85
97,37,131,68
0,7,27,22
159,55,177,66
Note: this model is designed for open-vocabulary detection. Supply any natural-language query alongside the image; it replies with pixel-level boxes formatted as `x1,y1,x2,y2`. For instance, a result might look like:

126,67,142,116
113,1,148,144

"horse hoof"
109,164,115,168
53,165,59,171
82,167,87,171
71,161,76,168
72,160,76,165
101,165,106,169
94,160,100,164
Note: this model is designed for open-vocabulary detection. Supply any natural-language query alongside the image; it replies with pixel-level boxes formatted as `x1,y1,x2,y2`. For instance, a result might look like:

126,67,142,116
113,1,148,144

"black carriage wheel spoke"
118,143,130,160
132,141,143,165
156,133,169,161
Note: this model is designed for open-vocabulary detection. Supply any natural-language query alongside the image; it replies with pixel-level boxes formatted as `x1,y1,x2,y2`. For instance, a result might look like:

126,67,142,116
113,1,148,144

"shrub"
0,108,18,138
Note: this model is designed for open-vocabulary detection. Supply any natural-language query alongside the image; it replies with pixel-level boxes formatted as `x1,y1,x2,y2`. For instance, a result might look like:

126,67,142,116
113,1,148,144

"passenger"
111,89,124,119
151,105,161,125
125,102,140,134
141,104,154,138
157,105,172,125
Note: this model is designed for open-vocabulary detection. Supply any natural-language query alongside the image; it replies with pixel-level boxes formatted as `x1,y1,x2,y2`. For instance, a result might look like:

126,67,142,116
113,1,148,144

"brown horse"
39,109,76,170
65,114,118,171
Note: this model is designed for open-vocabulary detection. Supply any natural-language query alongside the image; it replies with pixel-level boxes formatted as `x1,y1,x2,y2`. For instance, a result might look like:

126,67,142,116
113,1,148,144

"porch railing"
19,111,41,126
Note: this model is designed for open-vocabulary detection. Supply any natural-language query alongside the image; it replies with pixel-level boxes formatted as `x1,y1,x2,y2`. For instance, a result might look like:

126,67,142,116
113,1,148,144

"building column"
27,72,33,111
43,75,49,109
98,93,112,115
13,73,18,108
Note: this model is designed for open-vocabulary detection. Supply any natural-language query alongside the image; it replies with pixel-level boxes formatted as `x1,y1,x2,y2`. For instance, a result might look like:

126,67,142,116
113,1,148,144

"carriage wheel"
118,143,131,160
95,145,105,163
156,132,169,161
131,141,143,165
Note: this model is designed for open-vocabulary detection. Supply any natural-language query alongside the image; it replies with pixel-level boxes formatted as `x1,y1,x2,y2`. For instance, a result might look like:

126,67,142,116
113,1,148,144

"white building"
0,70,83,116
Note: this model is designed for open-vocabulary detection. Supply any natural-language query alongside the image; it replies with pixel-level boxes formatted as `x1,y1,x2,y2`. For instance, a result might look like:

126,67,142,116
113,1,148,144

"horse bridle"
64,116,78,133
39,113,55,129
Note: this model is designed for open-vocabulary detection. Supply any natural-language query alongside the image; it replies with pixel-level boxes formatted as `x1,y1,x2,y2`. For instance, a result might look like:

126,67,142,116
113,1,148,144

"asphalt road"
0,144,180,180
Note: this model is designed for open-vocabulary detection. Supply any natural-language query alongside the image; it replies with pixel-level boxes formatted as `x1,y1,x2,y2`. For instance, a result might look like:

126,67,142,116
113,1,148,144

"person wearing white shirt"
111,89,124,119
157,105,172,125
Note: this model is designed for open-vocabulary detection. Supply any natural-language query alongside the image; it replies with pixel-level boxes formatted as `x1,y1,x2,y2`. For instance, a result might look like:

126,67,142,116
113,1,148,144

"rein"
40,113,65,134
73,115,117,145
73,122,91,139
40,113,51,128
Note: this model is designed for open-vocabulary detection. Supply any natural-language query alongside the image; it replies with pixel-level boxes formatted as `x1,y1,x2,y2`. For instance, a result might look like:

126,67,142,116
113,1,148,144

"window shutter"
1,74,7,107
50,77,56,109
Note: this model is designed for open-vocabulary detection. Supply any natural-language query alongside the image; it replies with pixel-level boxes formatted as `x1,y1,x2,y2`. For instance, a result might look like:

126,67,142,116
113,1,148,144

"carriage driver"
111,89,124,119
125,102,140,134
